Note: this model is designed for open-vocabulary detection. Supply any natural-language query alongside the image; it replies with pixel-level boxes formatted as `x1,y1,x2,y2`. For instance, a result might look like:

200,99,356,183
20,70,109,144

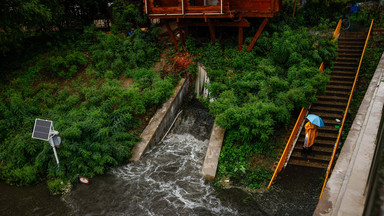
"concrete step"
311,104,345,114
336,56,361,62
333,65,357,72
313,100,347,109
298,136,336,147
330,75,355,82
337,53,362,59
337,48,362,54
328,80,353,87
338,44,365,50
318,126,340,134
340,32,366,39
294,145,334,154
317,95,349,103
338,40,365,46
289,158,329,169
334,60,358,67
310,111,343,120
289,152,331,168
326,84,352,92
331,70,356,76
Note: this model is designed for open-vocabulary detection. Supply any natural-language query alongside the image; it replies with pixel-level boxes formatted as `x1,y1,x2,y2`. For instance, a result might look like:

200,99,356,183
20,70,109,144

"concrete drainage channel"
129,78,189,162
130,64,225,181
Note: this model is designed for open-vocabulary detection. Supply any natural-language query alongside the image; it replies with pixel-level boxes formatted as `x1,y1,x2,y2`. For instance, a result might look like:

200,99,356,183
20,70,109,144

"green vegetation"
187,20,337,188
0,0,113,54
349,2,384,28
0,28,177,193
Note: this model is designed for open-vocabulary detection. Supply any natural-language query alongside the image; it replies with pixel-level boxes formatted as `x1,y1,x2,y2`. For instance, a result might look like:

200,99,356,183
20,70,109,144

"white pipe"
145,0,148,14
161,110,183,142
221,0,223,14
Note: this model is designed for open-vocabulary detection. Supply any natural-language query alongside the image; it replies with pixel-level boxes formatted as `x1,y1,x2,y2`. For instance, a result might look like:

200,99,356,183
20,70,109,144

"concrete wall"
195,63,210,98
197,62,226,181
130,78,189,162
201,122,225,181
315,52,384,216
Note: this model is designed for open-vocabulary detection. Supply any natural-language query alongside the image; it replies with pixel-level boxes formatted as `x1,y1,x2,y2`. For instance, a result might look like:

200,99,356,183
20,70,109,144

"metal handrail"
268,107,308,188
319,19,374,199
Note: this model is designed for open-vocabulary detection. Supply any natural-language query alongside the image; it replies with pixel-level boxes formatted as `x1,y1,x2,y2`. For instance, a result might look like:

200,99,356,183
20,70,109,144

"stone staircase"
288,32,367,169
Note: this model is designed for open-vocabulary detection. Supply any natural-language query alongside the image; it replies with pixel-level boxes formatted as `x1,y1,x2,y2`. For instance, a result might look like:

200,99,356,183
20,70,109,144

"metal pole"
221,0,223,14
145,0,148,14
49,138,60,166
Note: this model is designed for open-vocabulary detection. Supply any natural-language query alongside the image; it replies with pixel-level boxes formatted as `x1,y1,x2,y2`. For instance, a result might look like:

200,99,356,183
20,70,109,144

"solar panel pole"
49,129,60,166
32,119,61,167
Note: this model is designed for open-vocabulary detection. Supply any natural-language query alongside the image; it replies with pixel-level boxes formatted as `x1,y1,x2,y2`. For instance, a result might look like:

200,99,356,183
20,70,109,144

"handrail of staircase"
332,19,342,42
319,19,374,199
267,107,308,188
267,21,342,189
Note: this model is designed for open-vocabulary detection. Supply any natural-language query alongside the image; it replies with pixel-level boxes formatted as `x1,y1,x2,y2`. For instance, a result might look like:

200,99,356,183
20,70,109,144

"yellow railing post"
319,19,374,199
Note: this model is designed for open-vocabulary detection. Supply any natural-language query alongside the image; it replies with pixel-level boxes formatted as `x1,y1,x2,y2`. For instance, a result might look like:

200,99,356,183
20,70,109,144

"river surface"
1,101,323,215
64,101,265,215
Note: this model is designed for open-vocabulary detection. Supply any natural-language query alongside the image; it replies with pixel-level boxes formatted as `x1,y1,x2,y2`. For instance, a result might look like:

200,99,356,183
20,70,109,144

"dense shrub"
91,31,161,77
25,51,88,79
199,25,335,152
188,24,336,187
0,31,176,193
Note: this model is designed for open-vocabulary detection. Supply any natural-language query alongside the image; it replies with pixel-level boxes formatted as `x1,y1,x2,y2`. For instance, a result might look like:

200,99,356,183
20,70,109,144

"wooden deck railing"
319,19,374,199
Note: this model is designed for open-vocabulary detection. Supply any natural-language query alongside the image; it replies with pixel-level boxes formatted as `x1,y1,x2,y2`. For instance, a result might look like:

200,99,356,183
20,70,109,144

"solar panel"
32,119,52,141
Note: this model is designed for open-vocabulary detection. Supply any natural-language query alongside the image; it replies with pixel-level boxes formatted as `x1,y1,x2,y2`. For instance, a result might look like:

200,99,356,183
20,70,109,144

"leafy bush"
0,30,177,194
25,51,88,79
192,24,336,187
112,1,148,33
91,31,161,77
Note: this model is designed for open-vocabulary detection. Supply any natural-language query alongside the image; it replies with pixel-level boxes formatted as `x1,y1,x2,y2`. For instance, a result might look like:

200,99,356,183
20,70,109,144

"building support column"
238,27,243,51
165,20,179,51
177,21,185,47
247,18,269,52
208,19,215,44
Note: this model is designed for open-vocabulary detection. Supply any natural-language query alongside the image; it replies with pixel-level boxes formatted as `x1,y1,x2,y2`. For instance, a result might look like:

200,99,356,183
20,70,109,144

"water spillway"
63,101,264,215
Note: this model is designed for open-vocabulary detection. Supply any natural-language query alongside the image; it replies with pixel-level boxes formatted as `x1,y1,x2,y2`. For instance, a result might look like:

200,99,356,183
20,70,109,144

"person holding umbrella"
301,114,324,157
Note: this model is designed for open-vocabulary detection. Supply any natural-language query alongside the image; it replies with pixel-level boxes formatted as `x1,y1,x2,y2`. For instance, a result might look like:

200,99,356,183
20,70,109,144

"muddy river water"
1,102,323,215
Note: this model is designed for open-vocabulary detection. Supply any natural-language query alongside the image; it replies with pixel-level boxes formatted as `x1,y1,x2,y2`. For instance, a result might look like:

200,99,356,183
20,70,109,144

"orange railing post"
332,19,342,42
319,19,374,199
292,0,298,18
268,107,308,188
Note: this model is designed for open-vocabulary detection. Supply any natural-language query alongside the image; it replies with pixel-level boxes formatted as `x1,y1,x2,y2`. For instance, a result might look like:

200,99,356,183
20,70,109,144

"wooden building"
143,0,282,51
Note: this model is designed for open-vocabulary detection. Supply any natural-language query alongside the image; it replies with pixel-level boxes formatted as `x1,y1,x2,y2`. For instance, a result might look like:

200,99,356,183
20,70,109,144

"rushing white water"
64,103,245,216
112,133,237,216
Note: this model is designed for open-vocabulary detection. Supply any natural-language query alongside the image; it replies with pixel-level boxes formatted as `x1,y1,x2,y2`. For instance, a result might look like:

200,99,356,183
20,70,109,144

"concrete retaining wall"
315,52,384,215
129,78,189,162
201,121,226,181
196,63,226,181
